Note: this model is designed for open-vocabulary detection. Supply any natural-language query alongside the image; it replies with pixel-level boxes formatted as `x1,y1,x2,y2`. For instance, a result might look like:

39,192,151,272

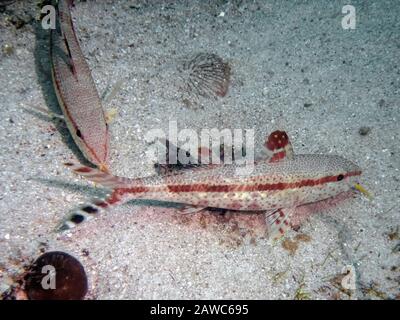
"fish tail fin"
56,189,124,231
60,162,146,231
57,191,123,231
64,162,135,188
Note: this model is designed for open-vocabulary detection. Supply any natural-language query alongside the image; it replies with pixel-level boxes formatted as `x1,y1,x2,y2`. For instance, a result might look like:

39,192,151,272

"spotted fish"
59,130,367,240
50,0,110,172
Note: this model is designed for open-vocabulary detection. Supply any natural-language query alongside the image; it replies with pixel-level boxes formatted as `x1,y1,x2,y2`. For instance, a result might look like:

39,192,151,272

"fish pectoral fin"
24,105,65,121
178,205,207,214
102,79,125,105
265,207,296,241
105,108,118,124
264,130,294,163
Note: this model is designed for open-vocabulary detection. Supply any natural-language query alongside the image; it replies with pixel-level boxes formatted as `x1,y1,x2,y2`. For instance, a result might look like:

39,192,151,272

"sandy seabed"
0,0,399,299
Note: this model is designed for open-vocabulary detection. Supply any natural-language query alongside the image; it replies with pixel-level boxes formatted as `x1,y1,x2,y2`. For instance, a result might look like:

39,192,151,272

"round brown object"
25,251,88,300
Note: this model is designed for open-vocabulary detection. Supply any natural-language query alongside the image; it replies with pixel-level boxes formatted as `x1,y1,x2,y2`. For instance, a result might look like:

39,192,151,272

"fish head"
316,155,364,197
290,154,364,204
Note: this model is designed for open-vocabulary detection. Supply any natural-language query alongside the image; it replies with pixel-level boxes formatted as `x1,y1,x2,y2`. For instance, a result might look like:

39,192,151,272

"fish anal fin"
265,207,296,241
264,130,294,163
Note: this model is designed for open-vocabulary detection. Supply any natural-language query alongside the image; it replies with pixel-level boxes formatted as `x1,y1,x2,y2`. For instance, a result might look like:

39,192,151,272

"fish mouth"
353,183,373,200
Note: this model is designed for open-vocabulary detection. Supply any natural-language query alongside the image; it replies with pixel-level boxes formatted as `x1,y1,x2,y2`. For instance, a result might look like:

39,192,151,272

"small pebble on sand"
359,126,371,136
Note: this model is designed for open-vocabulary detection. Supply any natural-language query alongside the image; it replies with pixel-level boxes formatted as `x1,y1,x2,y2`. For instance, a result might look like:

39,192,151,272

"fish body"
72,154,360,210
51,0,109,171
62,131,363,239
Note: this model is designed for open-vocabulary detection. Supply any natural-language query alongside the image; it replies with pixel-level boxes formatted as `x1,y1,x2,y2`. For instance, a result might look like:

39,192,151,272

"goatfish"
59,130,369,240
50,0,109,172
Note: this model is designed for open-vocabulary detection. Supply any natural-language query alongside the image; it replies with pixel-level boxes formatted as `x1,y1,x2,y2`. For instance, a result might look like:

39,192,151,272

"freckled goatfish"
51,0,109,172
59,130,369,240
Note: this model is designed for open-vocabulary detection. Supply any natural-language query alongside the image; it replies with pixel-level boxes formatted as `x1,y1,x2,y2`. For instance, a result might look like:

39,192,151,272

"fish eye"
337,174,344,181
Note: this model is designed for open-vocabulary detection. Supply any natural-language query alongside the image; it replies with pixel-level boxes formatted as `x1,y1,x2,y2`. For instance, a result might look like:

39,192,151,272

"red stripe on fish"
164,171,361,193
119,187,150,194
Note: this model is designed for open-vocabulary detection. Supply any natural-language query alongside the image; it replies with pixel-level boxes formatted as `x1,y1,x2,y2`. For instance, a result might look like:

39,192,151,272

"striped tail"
57,198,110,231
58,162,136,231
64,162,136,188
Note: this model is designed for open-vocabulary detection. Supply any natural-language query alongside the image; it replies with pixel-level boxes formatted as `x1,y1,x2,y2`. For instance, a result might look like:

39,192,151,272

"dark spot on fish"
24,251,88,300
81,206,98,214
70,213,85,224
76,129,82,138
337,174,344,181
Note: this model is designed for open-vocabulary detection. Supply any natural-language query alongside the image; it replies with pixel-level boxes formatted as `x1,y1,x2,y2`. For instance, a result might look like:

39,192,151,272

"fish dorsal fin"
62,37,77,76
52,0,77,77
154,139,220,175
264,130,294,163
265,207,296,240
